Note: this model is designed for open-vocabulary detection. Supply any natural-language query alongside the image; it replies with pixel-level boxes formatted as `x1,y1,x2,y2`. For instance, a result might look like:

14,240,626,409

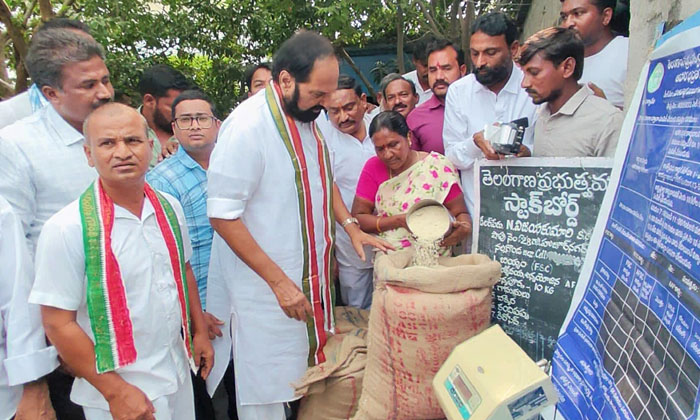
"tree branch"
415,0,444,37
38,0,53,21
338,46,376,98
396,1,405,74
0,0,29,64
56,0,76,17
22,0,38,26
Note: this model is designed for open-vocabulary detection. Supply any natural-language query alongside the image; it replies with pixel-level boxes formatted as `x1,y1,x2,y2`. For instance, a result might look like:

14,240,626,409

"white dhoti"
83,374,194,420
206,83,335,408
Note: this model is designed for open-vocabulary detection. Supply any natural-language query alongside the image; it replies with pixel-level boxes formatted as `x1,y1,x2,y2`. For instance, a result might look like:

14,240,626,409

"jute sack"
353,250,501,420
295,307,370,420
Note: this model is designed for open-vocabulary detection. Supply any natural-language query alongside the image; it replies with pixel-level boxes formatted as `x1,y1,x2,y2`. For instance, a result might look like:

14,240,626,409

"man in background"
407,38,466,154
138,64,193,166
403,35,435,105
381,73,419,119
245,62,273,97
560,0,628,108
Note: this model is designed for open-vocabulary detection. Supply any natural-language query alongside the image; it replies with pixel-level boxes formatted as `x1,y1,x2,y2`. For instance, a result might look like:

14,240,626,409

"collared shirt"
580,36,629,109
403,70,433,105
533,86,623,158
407,94,446,154
0,196,58,420
147,146,212,308
443,66,538,217
319,120,375,269
0,84,49,130
0,104,96,254
29,193,193,410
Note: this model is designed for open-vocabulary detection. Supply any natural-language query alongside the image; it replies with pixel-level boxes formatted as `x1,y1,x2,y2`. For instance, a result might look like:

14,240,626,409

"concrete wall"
522,0,561,39
522,0,700,107
626,0,700,106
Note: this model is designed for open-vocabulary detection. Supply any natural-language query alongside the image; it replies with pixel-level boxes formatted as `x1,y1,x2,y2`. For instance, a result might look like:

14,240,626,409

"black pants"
47,369,85,420
192,371,215,420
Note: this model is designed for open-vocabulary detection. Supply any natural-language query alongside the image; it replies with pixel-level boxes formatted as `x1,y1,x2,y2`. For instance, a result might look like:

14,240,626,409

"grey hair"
83,103,149,144
26,28,105,90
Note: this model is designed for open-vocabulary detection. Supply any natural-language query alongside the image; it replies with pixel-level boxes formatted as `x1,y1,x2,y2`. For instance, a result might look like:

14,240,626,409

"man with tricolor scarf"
206,31,391,419
29,103,214,420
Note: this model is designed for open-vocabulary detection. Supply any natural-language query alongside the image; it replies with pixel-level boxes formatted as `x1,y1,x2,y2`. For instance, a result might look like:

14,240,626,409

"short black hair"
272,30,336,83
36,18,91,35
380,73,416,98
244,62,271,89
471,12,519,46
171,89,218,120
561,0,616,14
337,74,363,97
411,34,438,64
517,27,584,81
426,38,465,67
138,64,193,99
369,110,410,138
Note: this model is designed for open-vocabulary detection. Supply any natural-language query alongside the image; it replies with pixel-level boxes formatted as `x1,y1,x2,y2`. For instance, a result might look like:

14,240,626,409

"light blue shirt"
147,146,212,308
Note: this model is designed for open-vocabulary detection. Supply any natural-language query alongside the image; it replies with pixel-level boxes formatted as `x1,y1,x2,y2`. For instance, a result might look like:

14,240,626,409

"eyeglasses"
173,115,217,129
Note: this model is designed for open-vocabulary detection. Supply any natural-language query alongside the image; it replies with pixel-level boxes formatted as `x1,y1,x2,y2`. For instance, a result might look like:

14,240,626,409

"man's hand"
15,380,56,420
473,130,502,160
345,224,395,261
271,277,313,322
441,219,472,248
203,312,224,340
106,382,155,420
587,82,607,99
515,145,531,157
193,332,215,380
158,140,179,162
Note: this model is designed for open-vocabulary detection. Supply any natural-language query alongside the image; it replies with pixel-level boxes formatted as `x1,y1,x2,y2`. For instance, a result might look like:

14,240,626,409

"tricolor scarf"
265,82,335,366
79,180,195,373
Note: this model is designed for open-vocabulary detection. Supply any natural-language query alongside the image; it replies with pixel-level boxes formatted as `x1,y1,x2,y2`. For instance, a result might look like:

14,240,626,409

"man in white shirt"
0,18,92,130
380,73,419,119
205,31,389,420
0,28,113,419
403,36,435,105
30,103,213,420
0,28,112,254
560,0,628,108
320,75,376,309
1,195,59,420
443,12,538,218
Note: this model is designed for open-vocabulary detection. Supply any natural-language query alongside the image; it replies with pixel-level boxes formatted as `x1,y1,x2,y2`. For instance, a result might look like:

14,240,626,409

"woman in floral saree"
352,111,472,252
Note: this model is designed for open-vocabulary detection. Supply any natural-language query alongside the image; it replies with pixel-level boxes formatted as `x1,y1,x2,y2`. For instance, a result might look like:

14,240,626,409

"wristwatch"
341,217,359,228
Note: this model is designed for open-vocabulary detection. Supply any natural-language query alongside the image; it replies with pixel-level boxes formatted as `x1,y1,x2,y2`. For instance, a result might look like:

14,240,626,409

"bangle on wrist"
376,216,382,233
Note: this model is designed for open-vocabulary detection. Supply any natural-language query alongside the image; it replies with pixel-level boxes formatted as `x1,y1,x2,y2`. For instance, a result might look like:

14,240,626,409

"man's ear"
142,93,157,110
41,85,60,104
279,70,295,97
601,6,613,27
83,142,95,168
560,56,577,79
459,64,467,77
509,40,521,59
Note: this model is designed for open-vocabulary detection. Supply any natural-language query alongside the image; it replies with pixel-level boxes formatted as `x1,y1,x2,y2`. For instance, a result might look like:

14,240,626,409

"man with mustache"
138,65,194,167
381,73,419,119
0,28,114,420
320,75,376,309
205,31,391,419
519,27,622,157
560,0,628,109
443,12,538,219
403,35,436,105
407,38,467,154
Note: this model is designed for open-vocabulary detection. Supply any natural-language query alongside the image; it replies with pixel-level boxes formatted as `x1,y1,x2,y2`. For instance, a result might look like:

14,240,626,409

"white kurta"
28,193,193,410
206,90,333,405
0,196,58,420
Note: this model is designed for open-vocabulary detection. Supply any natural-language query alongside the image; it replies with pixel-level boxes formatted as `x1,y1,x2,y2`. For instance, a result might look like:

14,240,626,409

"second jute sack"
353,250,501,420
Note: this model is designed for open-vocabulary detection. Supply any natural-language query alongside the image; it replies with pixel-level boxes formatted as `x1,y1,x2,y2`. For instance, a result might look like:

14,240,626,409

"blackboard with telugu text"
473,158,612,362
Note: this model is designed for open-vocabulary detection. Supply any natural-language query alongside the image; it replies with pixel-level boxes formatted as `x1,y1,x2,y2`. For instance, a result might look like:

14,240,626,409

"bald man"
29,103,213,420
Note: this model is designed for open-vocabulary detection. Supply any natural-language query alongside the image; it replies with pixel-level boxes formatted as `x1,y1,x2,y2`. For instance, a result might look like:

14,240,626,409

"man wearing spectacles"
147,90,222,419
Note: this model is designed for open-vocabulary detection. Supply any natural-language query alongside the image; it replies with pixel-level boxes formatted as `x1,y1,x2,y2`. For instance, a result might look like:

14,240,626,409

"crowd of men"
1,0,628,419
